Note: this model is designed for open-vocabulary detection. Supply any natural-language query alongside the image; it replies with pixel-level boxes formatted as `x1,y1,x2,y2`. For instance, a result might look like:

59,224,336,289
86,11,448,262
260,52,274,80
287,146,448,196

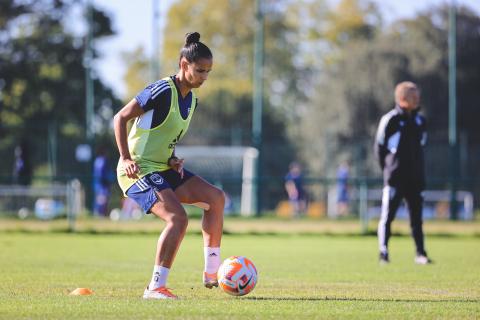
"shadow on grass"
245,296,480,303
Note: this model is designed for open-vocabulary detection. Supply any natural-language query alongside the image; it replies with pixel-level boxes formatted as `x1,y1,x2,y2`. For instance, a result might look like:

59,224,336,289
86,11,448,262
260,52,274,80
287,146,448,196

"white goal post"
175,146,259,216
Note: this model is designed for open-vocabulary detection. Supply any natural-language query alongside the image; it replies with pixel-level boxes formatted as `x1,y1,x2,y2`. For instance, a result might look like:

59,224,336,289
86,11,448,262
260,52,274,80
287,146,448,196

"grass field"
0,228,479,319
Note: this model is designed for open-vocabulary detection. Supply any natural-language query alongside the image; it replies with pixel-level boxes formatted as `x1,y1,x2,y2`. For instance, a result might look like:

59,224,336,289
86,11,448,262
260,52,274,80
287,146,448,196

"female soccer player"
114,32,224,300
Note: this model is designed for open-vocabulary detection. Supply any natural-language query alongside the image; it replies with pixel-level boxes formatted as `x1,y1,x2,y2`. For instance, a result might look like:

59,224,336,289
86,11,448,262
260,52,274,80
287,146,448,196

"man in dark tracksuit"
374,81,431,265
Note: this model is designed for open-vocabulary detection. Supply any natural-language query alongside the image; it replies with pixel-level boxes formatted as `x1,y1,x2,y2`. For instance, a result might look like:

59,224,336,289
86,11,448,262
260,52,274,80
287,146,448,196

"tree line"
123,0,479,193
1,0,479,206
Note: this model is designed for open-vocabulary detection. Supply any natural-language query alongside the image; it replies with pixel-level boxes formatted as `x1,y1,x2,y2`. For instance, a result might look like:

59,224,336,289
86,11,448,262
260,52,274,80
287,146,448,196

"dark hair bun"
185,32,200,46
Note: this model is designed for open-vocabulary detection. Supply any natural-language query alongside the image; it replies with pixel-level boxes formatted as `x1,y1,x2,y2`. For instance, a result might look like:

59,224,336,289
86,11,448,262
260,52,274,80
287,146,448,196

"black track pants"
377,185,426,256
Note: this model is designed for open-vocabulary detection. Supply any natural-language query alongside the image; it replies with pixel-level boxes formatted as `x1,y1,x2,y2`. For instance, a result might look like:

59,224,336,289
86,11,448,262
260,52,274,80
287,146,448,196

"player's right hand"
122,159,140,179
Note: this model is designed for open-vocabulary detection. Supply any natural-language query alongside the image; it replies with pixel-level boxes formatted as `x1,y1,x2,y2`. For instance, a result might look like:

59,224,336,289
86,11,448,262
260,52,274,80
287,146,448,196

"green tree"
295,3,480,187
121,46,150,101
125,2,306,156
285,0,382,177
323,0,381,45
121,0,320,208
0,0,120,179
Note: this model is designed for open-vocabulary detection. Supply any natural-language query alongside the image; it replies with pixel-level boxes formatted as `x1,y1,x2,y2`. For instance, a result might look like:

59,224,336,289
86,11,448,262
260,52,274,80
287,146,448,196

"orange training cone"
69,288,93,296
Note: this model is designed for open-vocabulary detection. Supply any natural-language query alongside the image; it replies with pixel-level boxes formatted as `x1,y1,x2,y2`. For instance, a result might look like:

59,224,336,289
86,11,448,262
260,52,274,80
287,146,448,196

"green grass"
0,232,479,319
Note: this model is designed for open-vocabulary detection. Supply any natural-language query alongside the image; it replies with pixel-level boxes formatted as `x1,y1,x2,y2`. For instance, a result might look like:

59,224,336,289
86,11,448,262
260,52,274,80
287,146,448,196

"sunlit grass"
0,233,478,319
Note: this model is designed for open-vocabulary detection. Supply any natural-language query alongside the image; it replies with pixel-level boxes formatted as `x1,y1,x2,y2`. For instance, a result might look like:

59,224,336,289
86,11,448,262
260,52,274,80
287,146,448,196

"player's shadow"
245,296,479,303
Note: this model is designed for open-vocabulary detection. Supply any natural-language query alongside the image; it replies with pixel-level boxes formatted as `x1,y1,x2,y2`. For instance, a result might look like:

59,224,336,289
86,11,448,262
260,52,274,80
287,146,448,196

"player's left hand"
169,157,185,179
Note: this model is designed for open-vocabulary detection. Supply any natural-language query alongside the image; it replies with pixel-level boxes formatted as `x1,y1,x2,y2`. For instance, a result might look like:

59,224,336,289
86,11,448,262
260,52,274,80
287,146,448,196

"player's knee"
410,217,422,227
386,213,397,223
170,212,188,231
210,187,225,209
162,203,188,229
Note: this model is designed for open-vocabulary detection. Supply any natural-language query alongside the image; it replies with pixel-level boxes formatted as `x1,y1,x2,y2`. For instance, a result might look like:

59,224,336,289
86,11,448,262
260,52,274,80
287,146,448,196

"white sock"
204,247,221,274
148,265,170,290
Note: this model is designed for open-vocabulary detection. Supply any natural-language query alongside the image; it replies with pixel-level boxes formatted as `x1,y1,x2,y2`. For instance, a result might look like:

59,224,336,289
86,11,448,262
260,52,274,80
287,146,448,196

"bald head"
395,81,420,112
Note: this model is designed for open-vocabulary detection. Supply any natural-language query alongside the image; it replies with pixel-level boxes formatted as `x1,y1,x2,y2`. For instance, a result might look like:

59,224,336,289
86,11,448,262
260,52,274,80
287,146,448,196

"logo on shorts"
150,173,164,186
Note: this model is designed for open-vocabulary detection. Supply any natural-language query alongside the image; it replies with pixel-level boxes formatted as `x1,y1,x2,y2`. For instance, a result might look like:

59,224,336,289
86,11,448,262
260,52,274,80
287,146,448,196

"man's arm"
420,116,427,147
374,115,390,170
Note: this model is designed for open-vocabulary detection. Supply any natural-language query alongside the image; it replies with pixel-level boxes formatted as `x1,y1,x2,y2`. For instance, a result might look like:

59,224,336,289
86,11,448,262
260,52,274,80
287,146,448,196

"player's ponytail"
179,32,212,65
184,32,201,46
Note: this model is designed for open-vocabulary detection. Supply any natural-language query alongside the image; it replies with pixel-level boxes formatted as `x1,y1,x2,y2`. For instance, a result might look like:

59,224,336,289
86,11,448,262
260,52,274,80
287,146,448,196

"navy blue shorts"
126,169,195,214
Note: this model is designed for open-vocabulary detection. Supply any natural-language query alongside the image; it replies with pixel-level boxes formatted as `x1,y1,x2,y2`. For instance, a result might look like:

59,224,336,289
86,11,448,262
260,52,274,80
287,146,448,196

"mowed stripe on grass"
1,217,480,236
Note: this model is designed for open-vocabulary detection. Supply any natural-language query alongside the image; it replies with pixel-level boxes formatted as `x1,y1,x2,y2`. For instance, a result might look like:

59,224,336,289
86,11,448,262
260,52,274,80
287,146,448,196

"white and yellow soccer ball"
217,256,258,296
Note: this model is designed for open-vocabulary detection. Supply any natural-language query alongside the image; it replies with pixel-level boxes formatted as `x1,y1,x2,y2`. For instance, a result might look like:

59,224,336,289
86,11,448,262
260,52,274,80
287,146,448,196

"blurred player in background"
12,139,32,186
336,161,350,216
374,81,432,265
92,145,114,217
114,32,224,299
284,162,307,217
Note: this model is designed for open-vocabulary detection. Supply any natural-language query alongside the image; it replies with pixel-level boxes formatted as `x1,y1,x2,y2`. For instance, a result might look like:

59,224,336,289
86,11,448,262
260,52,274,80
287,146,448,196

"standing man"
374,81,432,265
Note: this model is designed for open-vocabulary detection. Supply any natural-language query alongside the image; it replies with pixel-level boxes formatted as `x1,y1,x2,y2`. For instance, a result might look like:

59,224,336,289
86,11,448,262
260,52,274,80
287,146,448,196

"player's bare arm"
113,99,144,179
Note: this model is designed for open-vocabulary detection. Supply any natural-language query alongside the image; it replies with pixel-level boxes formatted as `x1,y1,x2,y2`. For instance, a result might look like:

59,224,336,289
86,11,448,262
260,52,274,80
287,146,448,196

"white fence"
328,186,474,223
0,180,84,230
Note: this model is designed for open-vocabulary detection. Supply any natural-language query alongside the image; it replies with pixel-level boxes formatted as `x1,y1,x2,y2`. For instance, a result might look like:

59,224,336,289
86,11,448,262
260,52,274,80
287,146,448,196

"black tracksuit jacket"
374,105,427,191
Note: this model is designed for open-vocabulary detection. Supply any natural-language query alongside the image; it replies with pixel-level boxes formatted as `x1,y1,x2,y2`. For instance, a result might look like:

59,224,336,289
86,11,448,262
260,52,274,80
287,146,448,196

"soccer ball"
217,256,258,296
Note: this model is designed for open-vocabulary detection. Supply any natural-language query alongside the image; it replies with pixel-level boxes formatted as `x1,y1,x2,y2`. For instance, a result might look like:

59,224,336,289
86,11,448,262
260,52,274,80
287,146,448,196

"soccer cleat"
203,272,219,289
379,252,390,264
414,255,432,265
143,286,178,300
